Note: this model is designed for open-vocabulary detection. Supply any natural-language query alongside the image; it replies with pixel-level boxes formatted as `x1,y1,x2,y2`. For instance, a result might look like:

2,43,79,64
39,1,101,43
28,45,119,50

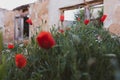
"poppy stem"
61,22,64,29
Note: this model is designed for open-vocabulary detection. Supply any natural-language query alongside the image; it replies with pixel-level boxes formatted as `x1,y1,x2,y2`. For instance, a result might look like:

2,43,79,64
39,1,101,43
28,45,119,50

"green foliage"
0,55,7,80
90,7,104,28
0,31,3,53
75,6,104,28
0,31,2,50
0,30,4,79
1,22,120,80
75,9,85,21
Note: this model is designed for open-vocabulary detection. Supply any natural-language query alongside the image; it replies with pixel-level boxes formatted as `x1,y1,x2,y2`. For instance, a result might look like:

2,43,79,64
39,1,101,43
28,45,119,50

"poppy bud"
100,15,107,22
60,15,64,22
84,19,90,25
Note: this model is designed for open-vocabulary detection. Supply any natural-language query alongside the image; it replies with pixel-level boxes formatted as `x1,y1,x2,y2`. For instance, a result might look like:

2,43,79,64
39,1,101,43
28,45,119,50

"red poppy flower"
84,19,90,25
100,15,107,22
59,29,64,33
26,18,33,25
36,31,56,49
15,54,27,69
77,17,80,21
60,15,64,22
8,43,14,49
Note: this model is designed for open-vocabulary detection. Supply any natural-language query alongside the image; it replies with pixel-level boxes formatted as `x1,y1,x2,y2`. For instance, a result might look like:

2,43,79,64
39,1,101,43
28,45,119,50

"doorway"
14,7,30,42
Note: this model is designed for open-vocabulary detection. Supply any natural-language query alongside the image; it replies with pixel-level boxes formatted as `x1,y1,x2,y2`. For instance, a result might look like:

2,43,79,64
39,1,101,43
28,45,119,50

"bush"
0,22,120,80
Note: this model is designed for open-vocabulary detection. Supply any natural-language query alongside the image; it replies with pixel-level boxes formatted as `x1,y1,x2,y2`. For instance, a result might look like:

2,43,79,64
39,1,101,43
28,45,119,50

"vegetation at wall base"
0,21,120,80
0,8,120,80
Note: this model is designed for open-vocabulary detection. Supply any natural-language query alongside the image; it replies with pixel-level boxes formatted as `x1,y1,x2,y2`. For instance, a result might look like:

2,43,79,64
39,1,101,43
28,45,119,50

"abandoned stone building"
0,0,120,43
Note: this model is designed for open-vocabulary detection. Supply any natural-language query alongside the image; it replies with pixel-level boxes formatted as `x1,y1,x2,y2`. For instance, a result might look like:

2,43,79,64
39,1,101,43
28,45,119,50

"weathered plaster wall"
104,0,120,35
0,9,15,43
48,0,94,27
29,0,49,32
4,11,15,43
48,0,81,27
0,9,6,28
0,9,7,43
2,0,49,43
3,0,120,43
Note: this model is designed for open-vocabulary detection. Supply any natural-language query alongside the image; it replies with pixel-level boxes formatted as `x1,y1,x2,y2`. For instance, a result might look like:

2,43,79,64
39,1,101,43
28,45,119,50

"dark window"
23,16,29,38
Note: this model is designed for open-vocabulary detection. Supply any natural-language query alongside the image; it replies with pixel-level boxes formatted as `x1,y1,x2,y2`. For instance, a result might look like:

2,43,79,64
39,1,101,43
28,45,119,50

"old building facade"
0,0,120,43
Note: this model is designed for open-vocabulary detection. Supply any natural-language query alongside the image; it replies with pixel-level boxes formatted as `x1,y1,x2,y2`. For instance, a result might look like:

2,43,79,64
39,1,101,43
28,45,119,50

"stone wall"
2,0,120,43
0,9,15,43
29,0,49,33
2,0,49,43
0,9,6,28
0,9,7,43
4,11,15,43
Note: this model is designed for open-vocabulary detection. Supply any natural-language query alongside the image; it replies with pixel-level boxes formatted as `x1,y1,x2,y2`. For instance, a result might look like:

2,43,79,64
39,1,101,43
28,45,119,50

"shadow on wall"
108,5,120,36
109,24,120,36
